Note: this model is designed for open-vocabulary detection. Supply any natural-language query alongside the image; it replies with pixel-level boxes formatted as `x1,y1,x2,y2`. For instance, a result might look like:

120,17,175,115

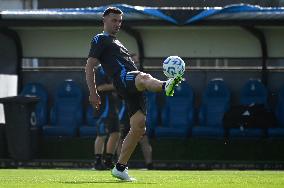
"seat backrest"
276,85,284,127
240,79,268,106
52,80,83,127
162,82,194,128
200,78,230,127
20,82,48,127
173,81,193,97
146,92,158,129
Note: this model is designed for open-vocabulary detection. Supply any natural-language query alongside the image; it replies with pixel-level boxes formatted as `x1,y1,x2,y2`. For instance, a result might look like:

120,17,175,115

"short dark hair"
103,7,123,17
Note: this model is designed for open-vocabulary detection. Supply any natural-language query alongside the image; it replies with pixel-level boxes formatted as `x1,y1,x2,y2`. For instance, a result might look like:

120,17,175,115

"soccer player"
85,7,183,181
93,65,120,170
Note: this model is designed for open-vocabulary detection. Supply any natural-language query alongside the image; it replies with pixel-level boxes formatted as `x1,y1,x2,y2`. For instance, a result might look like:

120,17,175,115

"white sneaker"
111,166,136,182
164,75,184,96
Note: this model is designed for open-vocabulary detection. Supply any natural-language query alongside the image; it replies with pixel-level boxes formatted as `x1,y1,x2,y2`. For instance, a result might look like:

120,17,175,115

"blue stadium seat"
229,128,264,138
43,80,83,137
192,78,230,138
145,92,158,137
229,79,267,138
268,85,284,138
268,128,284,138
20,83,48,127
155,82,194,138
240,79,268,106
79,105,98,137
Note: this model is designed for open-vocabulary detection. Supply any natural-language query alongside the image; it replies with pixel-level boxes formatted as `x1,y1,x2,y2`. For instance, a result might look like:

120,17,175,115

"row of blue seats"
148,78,284,139
21,80,86,136
20,79,284,138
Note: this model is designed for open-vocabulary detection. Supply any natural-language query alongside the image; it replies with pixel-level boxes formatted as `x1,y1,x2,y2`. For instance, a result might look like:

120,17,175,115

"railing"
21,57,284,71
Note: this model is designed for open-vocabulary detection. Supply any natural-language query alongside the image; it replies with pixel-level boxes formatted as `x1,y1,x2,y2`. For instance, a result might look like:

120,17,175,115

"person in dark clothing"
93,65,120,170
85,7,183,181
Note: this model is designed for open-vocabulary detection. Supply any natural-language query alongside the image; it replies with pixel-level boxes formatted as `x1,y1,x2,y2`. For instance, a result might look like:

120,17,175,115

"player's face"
103,13,122,35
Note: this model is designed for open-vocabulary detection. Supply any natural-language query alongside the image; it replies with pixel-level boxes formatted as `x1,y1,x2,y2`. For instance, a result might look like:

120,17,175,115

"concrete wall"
262,27,284,58
0,0,37,10
138,26,260,58
0,0,23,10
15,27,138,58
14,26,284,58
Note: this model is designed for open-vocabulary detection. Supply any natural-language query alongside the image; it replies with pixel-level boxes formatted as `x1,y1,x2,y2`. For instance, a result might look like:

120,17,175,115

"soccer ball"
163,56,185,78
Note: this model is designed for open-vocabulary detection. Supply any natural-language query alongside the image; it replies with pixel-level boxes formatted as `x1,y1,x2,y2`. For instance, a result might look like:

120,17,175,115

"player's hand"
89,92,101,110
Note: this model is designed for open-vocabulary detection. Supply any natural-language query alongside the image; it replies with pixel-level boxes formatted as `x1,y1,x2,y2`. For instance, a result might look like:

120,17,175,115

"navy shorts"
113,71,146,118
96,116,120,136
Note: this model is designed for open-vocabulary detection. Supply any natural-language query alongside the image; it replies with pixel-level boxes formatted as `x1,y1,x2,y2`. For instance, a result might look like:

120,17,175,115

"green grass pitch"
0,169,284,188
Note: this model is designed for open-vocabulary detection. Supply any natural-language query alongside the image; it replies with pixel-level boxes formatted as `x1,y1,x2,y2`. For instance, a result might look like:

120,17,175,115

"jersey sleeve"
88,35,107,59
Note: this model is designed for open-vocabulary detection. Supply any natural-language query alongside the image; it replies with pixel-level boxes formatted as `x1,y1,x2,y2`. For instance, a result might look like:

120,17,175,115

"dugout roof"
0,4,284,26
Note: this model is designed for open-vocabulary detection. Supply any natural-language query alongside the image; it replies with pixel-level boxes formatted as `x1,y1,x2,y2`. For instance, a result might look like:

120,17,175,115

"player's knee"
130,113,146,136
110,132,120,139
96,135,107,141
131,126,146,137
136,72,152,90
139,72,152,83
130,112,146,126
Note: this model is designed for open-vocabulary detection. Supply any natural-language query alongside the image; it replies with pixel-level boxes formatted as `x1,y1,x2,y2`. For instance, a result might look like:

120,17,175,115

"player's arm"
85,57,101,109
87,34,108,109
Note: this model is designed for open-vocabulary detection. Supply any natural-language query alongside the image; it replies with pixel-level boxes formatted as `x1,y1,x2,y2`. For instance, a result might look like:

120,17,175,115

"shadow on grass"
60,180,157,184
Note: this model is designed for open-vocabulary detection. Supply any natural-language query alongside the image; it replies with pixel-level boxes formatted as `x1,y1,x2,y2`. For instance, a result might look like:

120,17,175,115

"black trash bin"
0,123,7,158
0,96,39,161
